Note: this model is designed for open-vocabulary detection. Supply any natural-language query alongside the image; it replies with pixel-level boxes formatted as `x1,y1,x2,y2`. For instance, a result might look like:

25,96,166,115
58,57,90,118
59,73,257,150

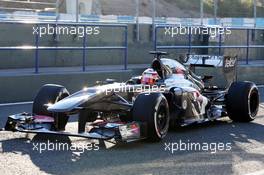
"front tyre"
226,81,259,122
33,84,70,130
132,93,170,142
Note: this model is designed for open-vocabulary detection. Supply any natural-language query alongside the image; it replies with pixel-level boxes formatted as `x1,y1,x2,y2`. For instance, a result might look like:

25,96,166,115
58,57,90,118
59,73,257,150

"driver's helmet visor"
141,68,159,85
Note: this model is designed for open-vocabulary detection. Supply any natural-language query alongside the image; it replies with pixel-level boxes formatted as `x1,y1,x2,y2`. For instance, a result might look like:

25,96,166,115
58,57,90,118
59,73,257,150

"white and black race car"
3,51,260,142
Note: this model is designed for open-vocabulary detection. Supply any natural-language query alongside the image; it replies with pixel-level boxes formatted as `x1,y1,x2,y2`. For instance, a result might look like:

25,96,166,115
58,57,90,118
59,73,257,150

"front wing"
3,113,146,142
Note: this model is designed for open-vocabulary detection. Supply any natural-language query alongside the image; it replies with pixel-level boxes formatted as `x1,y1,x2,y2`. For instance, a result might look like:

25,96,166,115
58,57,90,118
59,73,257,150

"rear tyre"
132,93,170,142
226,81,259,122
33,84,70,130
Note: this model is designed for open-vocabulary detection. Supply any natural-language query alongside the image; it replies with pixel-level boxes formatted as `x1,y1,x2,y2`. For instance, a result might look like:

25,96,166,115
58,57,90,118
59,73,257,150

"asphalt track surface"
0,88,263,175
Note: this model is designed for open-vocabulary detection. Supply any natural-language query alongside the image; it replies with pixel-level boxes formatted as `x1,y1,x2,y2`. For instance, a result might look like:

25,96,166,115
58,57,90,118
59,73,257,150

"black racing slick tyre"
33,84,70,130
132,93,170,142
226,81,259,122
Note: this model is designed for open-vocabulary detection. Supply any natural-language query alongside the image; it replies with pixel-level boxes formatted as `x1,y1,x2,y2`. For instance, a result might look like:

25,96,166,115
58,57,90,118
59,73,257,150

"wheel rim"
249,89,259,117
156,102,169,134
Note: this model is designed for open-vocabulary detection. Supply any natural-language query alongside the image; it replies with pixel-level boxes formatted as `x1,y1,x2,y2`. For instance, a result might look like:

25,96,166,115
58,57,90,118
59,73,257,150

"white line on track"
245,169,264,175
0,101,33,107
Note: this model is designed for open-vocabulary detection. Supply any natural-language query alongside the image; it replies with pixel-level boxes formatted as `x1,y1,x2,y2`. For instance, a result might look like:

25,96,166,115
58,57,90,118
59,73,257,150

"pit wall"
0,65,263,103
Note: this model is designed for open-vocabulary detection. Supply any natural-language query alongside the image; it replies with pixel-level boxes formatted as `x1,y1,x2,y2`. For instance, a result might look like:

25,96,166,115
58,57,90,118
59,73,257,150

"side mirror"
95,79,117,85
104,79,116,84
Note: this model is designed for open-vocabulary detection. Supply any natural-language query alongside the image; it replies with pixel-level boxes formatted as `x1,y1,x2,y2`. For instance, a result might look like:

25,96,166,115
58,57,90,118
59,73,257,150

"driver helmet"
141,68,159,85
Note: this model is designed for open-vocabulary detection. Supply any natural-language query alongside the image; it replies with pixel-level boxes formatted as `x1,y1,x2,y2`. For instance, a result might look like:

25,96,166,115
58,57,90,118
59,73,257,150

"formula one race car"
3,51,260,142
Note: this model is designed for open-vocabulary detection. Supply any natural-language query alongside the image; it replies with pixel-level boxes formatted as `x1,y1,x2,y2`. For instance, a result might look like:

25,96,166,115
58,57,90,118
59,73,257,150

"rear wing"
222,55,238,87
184,54,237,87
184,54,223,67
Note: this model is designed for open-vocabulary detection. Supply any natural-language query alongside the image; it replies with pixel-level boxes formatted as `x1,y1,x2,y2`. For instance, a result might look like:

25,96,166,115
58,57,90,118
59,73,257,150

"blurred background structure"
0,0,264,23
0,0,264,70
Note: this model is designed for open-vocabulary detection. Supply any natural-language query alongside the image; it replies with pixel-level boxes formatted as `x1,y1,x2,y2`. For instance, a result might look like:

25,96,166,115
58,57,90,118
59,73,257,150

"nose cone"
48,95,89,113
